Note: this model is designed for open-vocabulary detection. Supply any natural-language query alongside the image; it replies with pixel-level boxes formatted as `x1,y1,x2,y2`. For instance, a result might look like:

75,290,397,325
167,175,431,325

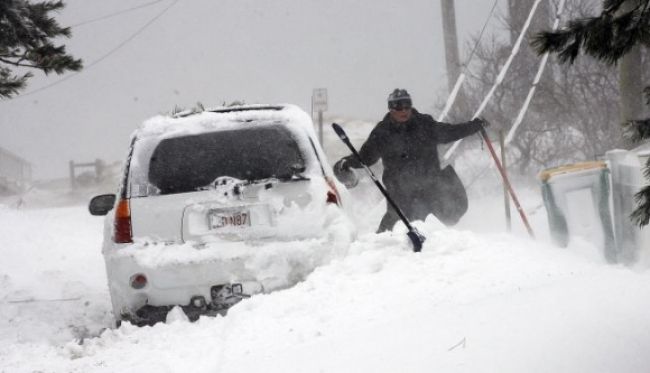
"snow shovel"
331,122,426,252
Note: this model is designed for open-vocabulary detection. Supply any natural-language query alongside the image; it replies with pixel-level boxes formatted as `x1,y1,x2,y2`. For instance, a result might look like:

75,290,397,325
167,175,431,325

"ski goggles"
388,99,412,111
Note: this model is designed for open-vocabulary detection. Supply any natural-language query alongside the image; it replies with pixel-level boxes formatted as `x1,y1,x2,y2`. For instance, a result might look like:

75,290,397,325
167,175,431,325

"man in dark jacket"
334,88,488,232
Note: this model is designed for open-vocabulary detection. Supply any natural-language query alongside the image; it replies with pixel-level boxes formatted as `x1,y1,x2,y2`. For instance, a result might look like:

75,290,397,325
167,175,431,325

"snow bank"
2,200,650,372
0,205,112,349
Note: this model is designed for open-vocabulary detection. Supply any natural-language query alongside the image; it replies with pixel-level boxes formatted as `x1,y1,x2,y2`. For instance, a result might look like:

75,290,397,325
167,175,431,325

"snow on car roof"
126,104,334,188
135,104,317,141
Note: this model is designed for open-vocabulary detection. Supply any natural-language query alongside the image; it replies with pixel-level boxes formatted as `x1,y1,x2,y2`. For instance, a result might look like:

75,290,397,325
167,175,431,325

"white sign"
312,88,328,112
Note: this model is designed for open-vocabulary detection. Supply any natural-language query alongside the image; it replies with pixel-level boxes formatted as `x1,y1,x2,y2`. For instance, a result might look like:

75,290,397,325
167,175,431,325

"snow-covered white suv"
89,104,351,326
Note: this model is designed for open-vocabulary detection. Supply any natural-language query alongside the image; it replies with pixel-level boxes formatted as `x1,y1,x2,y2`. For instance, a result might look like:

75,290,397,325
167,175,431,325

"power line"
5,0,179,101
70,0,166,28
437,0,499,123
464,0,499,71
443,0,544,161
463,0,568,191
505,0,567,144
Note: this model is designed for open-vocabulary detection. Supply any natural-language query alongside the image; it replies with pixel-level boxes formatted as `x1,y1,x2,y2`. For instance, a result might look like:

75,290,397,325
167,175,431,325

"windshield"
147,126,305,195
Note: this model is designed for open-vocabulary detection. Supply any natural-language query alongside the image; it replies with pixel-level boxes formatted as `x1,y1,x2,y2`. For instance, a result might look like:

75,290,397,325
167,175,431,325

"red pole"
499,130,512,232
480,128,535,238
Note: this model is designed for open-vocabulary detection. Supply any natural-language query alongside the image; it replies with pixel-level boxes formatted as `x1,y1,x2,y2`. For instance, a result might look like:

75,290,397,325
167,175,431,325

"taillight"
326,191,338,204
325,177,341,206
130,273,148,289
113,198,133,243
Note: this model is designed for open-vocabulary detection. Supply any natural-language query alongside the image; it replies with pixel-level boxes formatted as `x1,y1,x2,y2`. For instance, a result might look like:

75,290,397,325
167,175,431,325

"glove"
334,158,351,173
333,158,358,188
472,117,490,129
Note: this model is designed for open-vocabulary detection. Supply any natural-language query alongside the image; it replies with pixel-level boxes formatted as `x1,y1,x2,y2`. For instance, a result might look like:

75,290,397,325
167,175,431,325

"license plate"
208,210,251,229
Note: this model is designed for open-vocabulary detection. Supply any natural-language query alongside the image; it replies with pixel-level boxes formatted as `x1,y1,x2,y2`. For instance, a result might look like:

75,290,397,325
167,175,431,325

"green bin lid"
539,161,607,182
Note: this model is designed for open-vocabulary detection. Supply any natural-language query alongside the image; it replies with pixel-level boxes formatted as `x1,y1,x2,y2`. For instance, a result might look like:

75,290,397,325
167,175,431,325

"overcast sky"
1,0,508,179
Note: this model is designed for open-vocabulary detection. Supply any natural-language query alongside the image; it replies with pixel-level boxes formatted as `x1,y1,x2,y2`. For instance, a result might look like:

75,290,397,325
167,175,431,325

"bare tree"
534,0,650,226
445,0,625,176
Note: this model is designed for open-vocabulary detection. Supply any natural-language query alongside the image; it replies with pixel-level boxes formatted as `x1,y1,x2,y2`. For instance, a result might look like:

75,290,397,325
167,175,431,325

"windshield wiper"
277,173,310,181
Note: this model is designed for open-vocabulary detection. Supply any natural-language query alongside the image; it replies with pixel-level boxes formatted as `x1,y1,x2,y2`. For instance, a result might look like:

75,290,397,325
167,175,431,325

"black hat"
387,88,412,109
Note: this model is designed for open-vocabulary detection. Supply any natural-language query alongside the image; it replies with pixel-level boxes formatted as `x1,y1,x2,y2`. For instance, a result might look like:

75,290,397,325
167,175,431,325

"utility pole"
620,48,644,123
619,3,644,126
440,0,462,90
440,0,469,117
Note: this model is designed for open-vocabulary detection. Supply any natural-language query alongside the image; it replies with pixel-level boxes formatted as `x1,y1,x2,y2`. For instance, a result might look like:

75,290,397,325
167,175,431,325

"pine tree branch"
632,184,650,226
533,0,650,227
0,56,39,68
532,0,650,65
0,0,82,98
0,67,31,98
634,0,650,44
604,0,631,15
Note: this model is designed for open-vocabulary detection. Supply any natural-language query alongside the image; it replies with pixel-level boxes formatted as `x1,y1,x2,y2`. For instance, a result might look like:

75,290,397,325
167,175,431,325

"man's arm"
434,118,486,143
333,124,383,187
342,126,383,168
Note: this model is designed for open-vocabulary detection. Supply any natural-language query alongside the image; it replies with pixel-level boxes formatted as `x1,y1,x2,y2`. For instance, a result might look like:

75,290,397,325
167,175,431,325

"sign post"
312,88,328,145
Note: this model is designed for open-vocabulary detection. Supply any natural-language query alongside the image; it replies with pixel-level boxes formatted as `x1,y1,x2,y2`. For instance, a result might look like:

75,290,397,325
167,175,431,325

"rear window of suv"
147,125,305,195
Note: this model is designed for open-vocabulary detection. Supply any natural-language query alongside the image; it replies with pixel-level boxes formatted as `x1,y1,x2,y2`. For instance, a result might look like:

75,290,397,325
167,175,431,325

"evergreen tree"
533,0,650,227
0,0,82,99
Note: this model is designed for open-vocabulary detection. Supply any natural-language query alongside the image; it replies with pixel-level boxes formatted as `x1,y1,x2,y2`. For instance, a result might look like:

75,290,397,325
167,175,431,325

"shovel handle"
332,122,426,252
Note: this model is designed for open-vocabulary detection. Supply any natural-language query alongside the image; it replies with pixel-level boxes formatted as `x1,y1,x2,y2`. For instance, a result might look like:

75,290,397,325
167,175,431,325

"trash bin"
539,161,617,262
606,149,649,264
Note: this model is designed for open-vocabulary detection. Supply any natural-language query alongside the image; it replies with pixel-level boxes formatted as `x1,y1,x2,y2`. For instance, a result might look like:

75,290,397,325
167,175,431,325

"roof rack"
171,104,284,119
208,105,284,114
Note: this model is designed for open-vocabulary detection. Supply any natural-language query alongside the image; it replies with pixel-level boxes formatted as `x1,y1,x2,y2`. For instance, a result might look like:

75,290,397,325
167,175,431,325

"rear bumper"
102,212,354,324
103,251,264,324
123,285,249,326
124,303,215,327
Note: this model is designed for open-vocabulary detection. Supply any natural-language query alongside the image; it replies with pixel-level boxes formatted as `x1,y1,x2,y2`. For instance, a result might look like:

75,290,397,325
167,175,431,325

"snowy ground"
2,176,650,373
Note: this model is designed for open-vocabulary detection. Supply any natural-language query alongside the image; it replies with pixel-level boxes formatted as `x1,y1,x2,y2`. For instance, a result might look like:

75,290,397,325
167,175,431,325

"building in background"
0,146,32,195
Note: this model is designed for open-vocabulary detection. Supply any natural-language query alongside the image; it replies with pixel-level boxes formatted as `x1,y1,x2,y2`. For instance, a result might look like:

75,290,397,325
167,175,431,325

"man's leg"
376,193,417,233
377,206,400,233
410,194,432,222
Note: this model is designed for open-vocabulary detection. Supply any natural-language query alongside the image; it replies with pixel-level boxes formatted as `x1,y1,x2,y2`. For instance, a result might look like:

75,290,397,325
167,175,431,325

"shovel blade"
407,230,426,253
